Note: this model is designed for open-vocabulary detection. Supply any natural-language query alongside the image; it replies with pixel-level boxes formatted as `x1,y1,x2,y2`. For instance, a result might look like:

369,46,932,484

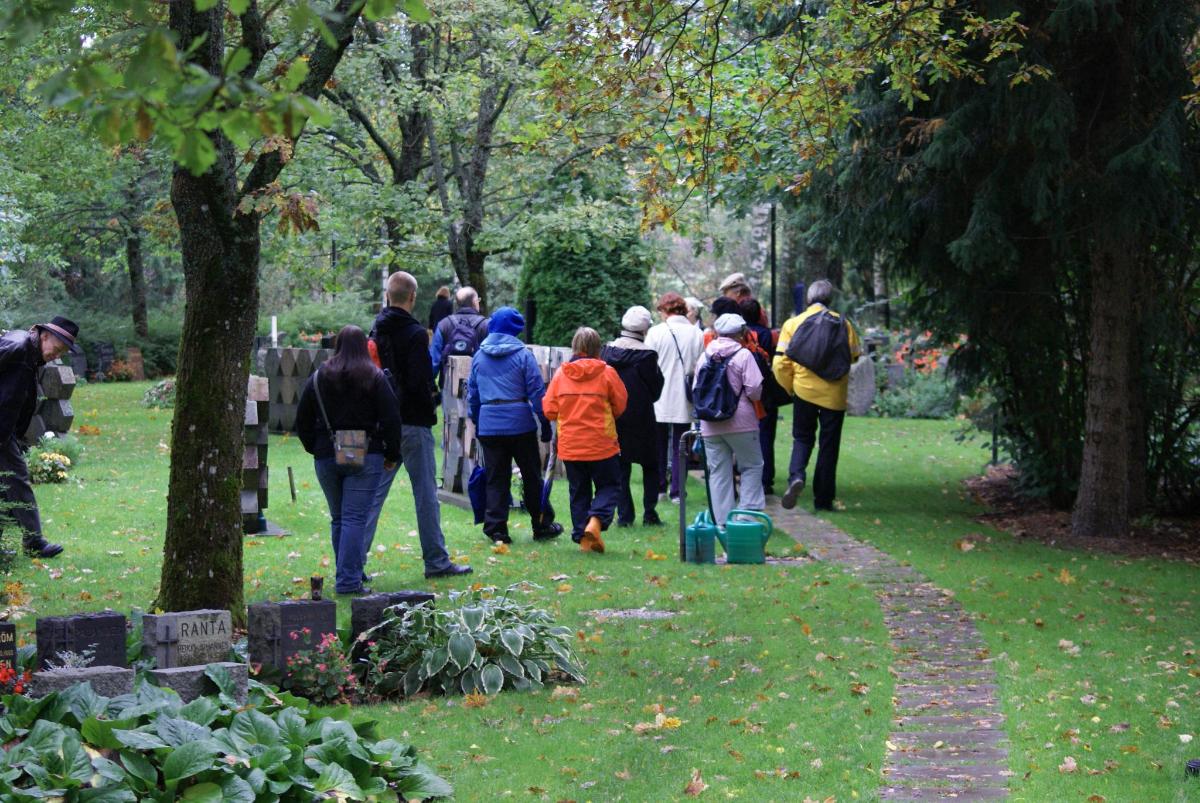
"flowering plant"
27,451,71,484
0,662,32,697
282,628,358,703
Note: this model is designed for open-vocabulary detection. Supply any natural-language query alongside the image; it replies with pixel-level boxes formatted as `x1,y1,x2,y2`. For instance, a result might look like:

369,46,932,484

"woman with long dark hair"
297,325,402,595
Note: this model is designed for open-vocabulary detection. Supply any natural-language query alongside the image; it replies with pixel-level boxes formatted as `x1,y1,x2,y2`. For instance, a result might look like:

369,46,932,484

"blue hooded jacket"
467,333,547,436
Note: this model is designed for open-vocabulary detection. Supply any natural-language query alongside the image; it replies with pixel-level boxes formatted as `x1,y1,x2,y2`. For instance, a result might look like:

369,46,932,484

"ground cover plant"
7,381,1196,800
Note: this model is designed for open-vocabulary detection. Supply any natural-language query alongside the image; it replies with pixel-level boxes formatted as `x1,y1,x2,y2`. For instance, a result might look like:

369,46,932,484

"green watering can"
685,511,718,564
716,510,774,564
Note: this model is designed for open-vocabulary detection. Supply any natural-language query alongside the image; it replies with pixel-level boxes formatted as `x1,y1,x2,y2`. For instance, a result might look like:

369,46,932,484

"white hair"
455,287,479,307
807,279,834,306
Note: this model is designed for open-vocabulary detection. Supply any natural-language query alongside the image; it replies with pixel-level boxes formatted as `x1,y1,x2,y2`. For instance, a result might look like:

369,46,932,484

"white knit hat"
713,313,747,335
621,305,653,334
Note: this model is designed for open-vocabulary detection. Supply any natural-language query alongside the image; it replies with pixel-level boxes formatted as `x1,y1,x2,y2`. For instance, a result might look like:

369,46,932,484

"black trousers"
655,422,686,498
0,436,42,547
788,398,846,509
757,406,779,492
565,456,623,541
616,454,660,524
478,431,543,540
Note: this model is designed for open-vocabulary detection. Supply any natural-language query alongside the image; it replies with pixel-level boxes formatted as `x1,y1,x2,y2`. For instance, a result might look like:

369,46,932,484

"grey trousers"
702,430,765,528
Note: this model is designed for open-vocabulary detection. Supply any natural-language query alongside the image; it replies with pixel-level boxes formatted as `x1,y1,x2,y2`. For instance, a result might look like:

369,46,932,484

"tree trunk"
872,250,889,329
1071,245,1141,537
156,1,256,619
126,229,149,338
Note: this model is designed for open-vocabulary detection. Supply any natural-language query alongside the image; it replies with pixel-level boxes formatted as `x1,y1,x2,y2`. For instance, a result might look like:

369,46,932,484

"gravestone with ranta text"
142,609,233,668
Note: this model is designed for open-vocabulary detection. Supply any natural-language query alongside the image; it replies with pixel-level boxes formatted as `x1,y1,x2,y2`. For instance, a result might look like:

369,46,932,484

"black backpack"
784,308,852,381
692,347,743,422
441,314,484,364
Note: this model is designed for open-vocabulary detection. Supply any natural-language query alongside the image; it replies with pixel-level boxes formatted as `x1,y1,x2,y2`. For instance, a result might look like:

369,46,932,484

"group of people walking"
293,270,861,594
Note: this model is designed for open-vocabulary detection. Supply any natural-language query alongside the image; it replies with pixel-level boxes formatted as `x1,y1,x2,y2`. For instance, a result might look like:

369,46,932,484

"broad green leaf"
282,58,309,92
177,697,218,727
461,606,485,631
81,717,139,750
446,632,475,670
113,728,168,751
120,750,158,786
218,774,255,803
193,0,220,10
313,762,363,798
228,0,250,14
403,0,432,23
522,658,543,683
480,663,504,694
174,128,217,176
224,47,251,77
78,788,137,802
497,653,524,679
156,717,211,747
423,646,449,677
364,0,397,20
162,740,218,786
181,782,223,802
230,709,280,746
500,629,523,656
61,733,95,783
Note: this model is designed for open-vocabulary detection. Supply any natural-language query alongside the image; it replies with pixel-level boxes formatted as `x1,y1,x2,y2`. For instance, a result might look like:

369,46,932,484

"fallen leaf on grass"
1059,756,1078,774
614,770,631,781
1109,723,1130,733
1179,734,1193,744
850,682,870,696
1057,568,1075,585
557,583,572,593
463,693,489,708
683,768,708,796
645,549,667,561
492,543,510,555
955,538,975,552
550,686,579,703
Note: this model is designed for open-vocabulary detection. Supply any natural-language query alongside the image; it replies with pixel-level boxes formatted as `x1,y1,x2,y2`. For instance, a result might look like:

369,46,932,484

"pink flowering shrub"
282,628,358,703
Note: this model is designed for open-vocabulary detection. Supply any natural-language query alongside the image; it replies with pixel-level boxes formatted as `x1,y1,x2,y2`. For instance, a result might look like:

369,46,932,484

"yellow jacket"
772,304,862,411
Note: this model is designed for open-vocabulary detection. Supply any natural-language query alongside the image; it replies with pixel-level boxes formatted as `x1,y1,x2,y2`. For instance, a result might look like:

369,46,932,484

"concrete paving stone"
880,787,1009,800
896,683,998,697
883,763,1011,782
895,715,1006,730
894,671,998,684
889,747,1010,763
887,729,1010,747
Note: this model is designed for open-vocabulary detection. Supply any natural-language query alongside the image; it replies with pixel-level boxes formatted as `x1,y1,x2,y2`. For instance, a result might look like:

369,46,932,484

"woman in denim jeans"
296,326,402,595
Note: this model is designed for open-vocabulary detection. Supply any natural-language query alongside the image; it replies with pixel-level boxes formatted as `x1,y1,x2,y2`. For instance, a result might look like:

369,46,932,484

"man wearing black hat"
0,316,78,559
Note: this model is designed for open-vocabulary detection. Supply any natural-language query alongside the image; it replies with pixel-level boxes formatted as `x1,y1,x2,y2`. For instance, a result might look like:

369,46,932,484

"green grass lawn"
10,382,1199,801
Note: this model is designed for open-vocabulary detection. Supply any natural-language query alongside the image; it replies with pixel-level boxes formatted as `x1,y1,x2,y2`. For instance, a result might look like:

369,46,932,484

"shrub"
0,662,31,698
141,378,176,409
25,433,82,484
0,668,453,800
263,294,376,347
353,584,585,698
519,201,653,346
873,370,960,419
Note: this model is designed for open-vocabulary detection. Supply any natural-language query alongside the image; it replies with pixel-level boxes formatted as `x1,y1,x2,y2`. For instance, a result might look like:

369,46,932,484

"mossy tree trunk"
155,0,362,622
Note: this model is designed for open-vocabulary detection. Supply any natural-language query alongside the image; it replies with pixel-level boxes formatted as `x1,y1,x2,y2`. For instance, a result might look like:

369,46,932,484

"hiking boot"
643,511,663,526
579,516,605,553
533,522,564,541
781,478,805,510
24,540,63,559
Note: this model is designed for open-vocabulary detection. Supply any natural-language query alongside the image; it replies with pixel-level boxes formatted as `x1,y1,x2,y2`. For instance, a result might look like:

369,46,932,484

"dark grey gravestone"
0,622,15,668
142,610,232,668
350,591,435,643
886,362,906,388
31,666,133,698
38,364,76,400
247,600,337,672
38,399,74,433
148,662,248,703
36,612,127,670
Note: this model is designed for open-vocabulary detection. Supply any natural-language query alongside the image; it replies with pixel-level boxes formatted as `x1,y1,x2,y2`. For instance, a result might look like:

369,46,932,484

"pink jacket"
694,337,763,436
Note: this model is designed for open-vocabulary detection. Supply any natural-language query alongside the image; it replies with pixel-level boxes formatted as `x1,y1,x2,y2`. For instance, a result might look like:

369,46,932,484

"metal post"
769,203,777,327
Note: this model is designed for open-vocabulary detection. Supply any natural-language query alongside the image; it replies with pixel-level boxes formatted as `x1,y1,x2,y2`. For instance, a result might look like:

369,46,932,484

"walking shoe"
615,519,634,528
24,540,63,559
485,531,512,545
579,516,606,553
425,564,473,579
643,511,663,526
781,478,805,510
337,586,373,596
533,522,564,541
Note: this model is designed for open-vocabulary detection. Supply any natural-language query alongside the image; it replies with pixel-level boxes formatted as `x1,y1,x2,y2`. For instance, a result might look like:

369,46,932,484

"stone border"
767,499,1010,801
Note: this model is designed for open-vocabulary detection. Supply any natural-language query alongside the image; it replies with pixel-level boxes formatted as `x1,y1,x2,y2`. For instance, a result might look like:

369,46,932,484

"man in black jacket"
365,272,472,580
0,317,77,559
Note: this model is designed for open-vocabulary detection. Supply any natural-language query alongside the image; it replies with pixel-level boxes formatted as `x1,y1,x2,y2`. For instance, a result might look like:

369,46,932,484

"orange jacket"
543,358,629,461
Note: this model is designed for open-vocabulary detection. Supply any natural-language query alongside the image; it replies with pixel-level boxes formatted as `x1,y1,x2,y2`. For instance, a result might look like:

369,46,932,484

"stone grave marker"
32,665,134,698
142,609,232,668
36,612,127,670
149,662,248,703
847,356,876,416
350,591,434,643
0,622,16,668
247,599,336,672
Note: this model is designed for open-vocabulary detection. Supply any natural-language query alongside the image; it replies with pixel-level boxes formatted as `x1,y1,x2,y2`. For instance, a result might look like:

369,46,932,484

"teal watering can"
715,510,774,564
685,511,717,564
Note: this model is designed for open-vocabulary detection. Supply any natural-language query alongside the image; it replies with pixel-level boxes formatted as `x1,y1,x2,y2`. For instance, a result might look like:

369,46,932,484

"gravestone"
149,662,248,703
31,666,134,698
39,364,76,400
247,599,337,672
886,362,906,388
36,612,127,670
0,622,16,668
93,342,116,377
67,344,88,380
350,591,434,643
847,356,876,416
142,609,233,668
38,399,74,432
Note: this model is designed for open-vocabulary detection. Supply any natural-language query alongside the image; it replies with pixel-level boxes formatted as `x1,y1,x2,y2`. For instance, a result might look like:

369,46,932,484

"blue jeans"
363,425,453,574
314,453,384,594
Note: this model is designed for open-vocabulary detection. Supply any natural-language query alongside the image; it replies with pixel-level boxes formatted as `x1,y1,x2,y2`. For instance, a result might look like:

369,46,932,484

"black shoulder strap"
312,369,337,443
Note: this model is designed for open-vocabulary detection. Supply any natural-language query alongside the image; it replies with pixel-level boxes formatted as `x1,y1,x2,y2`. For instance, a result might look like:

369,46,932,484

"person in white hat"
0,316,78,559
694,313,765,527
601,306,666,527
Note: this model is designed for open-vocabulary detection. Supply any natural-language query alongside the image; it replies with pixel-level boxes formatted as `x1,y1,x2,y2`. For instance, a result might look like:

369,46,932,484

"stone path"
766,499,1010,801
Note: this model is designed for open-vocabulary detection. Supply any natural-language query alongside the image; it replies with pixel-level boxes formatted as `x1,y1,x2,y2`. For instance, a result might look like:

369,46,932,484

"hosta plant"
353,584,585,698
0,665,452,801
